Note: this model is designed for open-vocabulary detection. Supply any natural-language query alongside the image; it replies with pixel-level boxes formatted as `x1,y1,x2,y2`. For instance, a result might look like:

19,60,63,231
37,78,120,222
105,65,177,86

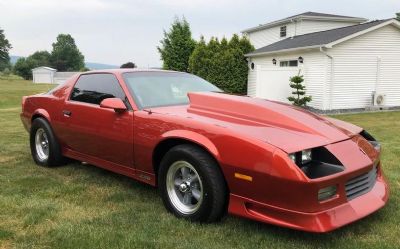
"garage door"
256,66,300,103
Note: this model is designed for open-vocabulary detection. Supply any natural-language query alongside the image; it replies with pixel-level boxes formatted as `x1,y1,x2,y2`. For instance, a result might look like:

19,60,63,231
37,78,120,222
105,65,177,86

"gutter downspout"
320,47,333,111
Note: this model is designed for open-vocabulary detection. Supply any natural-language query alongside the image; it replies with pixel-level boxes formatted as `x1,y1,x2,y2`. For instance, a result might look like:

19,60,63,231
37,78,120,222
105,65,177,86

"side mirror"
100,98,127,113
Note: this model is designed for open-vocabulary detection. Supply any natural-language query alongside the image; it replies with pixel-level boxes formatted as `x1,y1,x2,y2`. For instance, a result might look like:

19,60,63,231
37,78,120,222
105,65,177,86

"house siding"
328,24,400,109
247,24,296,49
247,64,258,96
298,20,358,35
246,20,358,49
247,51,327,110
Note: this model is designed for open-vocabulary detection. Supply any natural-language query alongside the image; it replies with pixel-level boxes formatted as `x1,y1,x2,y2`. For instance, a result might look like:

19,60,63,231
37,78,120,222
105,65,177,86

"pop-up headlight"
360,130,381,152
289,149,312,165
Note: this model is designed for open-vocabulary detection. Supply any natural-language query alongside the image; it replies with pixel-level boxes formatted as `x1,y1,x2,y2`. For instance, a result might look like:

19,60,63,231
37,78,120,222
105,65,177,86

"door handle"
63,110,72,117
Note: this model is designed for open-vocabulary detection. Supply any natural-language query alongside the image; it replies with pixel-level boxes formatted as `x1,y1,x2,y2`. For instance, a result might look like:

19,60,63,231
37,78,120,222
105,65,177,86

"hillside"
10,55,118,70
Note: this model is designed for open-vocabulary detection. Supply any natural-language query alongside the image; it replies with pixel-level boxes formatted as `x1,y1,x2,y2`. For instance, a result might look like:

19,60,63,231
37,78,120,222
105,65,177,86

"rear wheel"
30,118,65,167
158,144,227,222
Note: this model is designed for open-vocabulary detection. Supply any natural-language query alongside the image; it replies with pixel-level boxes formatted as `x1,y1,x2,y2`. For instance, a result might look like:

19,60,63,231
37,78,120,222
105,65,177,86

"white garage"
32,67,78,85
32,67,56,84
244,13,400,111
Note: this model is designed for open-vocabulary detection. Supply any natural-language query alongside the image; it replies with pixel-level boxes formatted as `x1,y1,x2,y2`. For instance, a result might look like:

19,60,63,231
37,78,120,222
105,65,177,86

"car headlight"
289,149,312,165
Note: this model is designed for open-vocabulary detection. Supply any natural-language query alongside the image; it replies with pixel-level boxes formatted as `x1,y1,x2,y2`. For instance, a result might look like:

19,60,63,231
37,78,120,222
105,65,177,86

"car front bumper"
228,172,389,233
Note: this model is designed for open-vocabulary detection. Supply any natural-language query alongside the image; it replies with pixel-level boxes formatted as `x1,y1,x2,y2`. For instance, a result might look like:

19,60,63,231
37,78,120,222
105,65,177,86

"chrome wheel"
166,161,203,215
35,128,49,161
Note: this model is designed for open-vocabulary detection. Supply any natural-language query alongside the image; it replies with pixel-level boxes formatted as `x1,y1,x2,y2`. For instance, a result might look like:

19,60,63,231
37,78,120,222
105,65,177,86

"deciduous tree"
30,51,52,67
120,62,136,68
13,57,35,80
13,51,52,80
50,34,85,71
0,27,12,71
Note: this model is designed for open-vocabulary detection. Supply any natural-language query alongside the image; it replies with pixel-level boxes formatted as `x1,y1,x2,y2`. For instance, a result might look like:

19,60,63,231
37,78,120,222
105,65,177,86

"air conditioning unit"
373,92,386,106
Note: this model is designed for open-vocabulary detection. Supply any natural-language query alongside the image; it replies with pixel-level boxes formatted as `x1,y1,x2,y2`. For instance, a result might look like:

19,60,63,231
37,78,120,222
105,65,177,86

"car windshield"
123,72,221,109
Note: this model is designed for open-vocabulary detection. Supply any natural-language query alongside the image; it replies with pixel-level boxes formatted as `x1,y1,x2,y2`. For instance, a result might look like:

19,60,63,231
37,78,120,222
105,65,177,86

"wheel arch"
31,109,51,123
153,130,221,180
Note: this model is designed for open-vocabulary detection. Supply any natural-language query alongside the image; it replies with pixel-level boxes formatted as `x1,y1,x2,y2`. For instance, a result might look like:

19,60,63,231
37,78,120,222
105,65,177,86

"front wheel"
158,144,228,222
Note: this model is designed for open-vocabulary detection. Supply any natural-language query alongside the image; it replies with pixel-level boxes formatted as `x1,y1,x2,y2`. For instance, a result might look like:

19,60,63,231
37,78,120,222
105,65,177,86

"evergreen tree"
188,35,254,94
158,17,196,72
287,73,312,107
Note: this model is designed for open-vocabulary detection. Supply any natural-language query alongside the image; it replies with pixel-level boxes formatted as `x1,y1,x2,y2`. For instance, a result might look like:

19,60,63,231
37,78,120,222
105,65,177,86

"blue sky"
0,0,399,67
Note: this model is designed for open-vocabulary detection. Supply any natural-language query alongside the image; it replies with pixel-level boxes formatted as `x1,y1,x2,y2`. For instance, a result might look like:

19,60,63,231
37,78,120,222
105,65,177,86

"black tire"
30,117,65,167
158,144,228,222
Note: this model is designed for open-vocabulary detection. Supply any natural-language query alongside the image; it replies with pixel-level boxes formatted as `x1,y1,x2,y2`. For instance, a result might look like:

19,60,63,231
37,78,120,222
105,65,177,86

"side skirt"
64,148,156,186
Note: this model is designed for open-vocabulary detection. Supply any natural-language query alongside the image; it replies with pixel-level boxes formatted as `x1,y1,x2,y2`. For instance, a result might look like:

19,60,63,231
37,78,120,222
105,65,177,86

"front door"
58,73,134,168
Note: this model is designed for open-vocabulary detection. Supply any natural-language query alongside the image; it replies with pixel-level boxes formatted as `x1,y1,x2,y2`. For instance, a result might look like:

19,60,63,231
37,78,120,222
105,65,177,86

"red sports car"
20,69,388,232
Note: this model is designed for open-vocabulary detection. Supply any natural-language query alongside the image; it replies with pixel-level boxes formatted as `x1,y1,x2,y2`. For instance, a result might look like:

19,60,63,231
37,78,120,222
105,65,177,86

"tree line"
157,17,254,95
0,31,87,80
14,34,86,80
0,29,137,80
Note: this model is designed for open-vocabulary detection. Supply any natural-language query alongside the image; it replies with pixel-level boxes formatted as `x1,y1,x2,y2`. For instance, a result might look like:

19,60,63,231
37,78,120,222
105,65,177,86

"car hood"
153,92,363,153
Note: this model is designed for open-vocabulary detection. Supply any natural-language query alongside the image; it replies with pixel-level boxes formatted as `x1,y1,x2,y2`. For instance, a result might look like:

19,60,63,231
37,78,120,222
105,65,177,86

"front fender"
160,130,220,161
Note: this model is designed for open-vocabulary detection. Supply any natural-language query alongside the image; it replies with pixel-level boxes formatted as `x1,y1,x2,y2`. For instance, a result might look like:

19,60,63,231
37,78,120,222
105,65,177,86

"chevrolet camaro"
20,69,389,232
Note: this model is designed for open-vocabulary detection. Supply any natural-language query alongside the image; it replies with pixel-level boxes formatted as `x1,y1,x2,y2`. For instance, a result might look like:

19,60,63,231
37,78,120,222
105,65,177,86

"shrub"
188,34,254,94
287,73,312,107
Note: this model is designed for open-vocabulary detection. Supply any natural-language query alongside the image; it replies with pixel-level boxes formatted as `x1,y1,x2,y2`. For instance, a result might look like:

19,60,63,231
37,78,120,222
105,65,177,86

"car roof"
80,68,183,75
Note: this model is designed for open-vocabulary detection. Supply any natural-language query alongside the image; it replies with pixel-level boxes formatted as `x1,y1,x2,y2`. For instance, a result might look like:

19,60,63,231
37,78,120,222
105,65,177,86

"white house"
32,67,78,84
243,12,400,111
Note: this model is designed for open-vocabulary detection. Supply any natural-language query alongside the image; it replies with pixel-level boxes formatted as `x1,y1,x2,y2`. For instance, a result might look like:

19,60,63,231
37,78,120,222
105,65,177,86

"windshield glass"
123,72,221,109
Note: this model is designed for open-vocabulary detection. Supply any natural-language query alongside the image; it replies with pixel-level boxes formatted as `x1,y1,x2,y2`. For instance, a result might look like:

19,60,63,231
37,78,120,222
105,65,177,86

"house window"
279,60,298,67
280,26,287,37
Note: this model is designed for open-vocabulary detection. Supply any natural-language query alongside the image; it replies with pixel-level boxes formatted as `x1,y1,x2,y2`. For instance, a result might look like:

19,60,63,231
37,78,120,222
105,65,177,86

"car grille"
345,166,378,200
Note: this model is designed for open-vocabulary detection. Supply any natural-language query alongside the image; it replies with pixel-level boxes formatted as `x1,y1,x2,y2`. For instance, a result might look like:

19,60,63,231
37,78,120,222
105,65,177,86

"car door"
58,73,134,168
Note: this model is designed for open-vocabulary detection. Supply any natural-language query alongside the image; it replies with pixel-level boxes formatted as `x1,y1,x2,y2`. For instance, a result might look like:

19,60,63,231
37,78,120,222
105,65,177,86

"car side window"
70,74,126,106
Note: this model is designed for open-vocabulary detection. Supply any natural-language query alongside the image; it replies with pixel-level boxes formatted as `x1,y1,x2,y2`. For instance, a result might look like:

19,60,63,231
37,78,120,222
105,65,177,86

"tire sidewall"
30,118,61,167
158,146,219,221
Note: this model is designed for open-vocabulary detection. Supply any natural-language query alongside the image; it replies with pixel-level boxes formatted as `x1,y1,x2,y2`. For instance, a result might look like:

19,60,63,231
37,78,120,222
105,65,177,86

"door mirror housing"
100,98,127,112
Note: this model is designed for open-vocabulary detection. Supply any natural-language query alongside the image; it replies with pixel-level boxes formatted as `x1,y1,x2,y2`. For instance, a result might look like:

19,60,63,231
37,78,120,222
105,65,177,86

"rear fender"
32,109,52,123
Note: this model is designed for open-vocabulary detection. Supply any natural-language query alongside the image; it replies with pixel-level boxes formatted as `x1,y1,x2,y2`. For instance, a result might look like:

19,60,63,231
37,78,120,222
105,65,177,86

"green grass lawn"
0,79,399,249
